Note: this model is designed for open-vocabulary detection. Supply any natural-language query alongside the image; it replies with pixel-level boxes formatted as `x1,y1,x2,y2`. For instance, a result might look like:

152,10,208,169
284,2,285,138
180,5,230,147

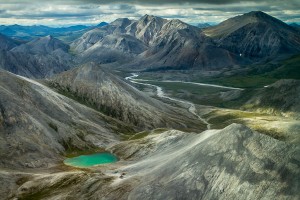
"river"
125,73,211,129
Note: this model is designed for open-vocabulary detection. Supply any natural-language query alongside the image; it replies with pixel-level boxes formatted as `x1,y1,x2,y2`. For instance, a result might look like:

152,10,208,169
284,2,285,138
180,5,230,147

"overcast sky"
0,0,299,26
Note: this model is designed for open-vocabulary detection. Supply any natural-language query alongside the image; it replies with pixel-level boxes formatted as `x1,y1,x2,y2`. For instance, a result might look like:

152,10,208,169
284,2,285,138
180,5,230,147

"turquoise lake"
64,152,118,167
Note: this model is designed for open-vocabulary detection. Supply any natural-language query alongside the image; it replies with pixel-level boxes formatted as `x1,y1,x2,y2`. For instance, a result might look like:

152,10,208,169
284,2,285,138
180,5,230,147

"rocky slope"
0,70,130,169
204,11,300,60
242,79,300,119
49,63,204,131
7,124,299,200
122,124,299,200
71,18,137,53
71,18,149,64
129,18,247,71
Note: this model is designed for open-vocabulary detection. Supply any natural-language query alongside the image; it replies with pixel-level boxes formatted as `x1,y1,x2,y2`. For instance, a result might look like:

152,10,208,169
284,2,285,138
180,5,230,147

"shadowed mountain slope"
0,35,73,78
204,11,300,60
0,33,18,51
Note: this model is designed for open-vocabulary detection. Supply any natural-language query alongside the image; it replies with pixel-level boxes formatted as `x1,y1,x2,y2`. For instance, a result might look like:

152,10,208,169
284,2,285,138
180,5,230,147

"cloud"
0,0,299,26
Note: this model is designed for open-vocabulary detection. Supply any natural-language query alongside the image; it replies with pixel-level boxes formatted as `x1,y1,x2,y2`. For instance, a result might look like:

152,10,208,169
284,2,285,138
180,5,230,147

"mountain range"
70,11,300,71
0,11,299,77
0,22,108,42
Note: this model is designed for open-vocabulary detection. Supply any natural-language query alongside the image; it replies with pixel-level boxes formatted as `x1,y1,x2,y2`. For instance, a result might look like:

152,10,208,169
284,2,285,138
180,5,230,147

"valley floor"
128,73,300,143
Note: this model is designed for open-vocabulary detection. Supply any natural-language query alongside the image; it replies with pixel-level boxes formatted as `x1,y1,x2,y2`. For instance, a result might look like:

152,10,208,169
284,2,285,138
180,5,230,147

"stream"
125,73,211,129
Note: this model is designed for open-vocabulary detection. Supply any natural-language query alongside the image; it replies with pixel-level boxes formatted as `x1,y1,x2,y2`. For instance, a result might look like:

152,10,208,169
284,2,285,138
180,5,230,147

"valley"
0,8,299,200
125,73,211,129
126,73,300,143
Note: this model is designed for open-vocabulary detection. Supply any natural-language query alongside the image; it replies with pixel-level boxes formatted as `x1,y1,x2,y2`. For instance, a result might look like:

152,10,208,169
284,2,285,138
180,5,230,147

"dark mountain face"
0,33,18,51
204,11,300,60
0,35,73,78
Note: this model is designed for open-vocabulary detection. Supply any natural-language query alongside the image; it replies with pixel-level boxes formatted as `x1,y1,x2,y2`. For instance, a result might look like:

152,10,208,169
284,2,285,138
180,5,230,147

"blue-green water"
64,152,118,167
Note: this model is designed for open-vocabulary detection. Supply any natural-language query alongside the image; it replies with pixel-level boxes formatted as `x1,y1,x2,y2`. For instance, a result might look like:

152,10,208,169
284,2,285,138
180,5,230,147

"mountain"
2,12,299,72
204,11,300,60
97,22,109,27
0,23,108,41
0,35,73,78
197,23,211,29
0,33,18,50
8,124,299,199
132,15,167,45
126,17,248,71
71,17,161,64
290,23,300,33
290,23,300,28
71,18,137,53
49,63,205,131
78,34,147,64
72,15,248,70
75,12,300,71
110,124,299,200
11,35,69,55
0,70,129,169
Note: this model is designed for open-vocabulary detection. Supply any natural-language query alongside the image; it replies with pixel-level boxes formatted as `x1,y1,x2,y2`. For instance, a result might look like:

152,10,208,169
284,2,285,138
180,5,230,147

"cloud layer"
0,0,299,26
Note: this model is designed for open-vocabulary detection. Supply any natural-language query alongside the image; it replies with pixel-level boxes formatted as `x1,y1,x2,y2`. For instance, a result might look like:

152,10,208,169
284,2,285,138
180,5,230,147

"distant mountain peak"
36,35,59,44
246,11,268,17
139,14,165,24
12,35,69,55
97,22,108,27
110,18,132,27
45,35,53,39
238,11,287,26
